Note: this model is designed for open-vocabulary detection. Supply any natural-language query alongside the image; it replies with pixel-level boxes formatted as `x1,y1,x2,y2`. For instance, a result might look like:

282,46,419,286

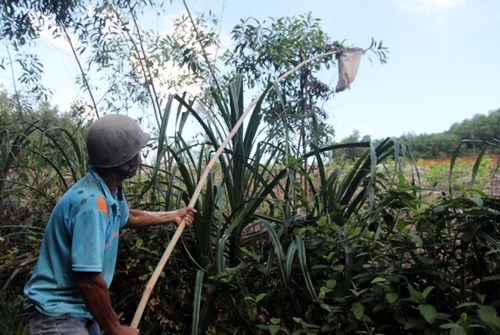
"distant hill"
397,108,500,159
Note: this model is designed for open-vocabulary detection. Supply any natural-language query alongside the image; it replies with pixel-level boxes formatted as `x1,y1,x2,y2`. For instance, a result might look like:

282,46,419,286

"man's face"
128,153,142,178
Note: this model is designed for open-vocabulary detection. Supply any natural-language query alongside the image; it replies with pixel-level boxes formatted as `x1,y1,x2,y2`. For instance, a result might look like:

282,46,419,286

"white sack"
336,48,364,93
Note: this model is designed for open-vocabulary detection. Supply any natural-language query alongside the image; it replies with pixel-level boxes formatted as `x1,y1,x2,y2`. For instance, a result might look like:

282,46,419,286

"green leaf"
255,293,267,302
419,304,437,324
407,284,423,303
351,302,364,320
422,286,434,300
269,324,281,335
386,292,398,304
469,197,484,207
190,270,204,335
456,302,478,309
371,277,387,284
409,233,423,247
404,318,426,330
247,303,257,322
482,274,500,282
270,317,281,325
320,303,339,313
439,323,456,330
449,324,467,335
477,305,500,329
326,279,336,289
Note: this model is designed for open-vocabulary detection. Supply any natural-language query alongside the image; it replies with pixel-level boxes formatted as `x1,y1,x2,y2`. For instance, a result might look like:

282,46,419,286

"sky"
1,0,500,140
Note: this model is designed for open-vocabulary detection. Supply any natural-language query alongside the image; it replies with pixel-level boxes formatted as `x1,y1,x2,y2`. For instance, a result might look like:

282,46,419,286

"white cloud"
395,0,466,15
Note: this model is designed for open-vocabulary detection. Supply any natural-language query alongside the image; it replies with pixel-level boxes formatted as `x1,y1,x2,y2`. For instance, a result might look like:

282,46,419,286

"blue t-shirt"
24,168,129,318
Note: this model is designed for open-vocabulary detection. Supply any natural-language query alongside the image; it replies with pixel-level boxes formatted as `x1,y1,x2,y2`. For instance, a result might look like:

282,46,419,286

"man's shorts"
25,308,100,335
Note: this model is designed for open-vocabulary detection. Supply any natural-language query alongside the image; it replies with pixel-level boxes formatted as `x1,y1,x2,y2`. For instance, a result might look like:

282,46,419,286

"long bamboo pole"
131,49,339,329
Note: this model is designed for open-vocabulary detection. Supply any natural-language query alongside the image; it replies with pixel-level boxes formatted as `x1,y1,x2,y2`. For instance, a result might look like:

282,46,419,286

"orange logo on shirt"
97,196,110,221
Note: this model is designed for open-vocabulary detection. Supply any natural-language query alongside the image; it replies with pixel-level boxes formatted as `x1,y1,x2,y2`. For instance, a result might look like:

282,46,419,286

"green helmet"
86,114,150,168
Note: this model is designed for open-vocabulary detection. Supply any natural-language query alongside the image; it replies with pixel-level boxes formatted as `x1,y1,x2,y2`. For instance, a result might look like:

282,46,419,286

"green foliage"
223,13,335,90
400,108,500,159
222,13,335,158
254,172,500,334
449,109,500,143
400,132,463,159
222,14,387,159
0,90,86,335
1,0,78,45
1,0,83,99
0,293,29,335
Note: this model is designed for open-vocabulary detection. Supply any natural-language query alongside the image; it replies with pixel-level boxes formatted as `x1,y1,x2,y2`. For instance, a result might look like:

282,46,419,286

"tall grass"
1,114,87,335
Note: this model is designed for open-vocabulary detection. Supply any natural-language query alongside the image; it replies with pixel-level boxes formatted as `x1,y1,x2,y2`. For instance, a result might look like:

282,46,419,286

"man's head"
86,114,150,178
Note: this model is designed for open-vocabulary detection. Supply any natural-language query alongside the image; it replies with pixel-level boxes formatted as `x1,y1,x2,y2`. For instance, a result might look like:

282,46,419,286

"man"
24,114,196,334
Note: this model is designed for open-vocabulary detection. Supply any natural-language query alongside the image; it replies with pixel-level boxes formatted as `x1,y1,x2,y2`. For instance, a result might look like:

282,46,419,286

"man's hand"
173,207,197,227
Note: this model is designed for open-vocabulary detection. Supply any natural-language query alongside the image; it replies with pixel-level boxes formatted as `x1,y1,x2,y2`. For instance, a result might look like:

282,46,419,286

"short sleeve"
71,209,107,272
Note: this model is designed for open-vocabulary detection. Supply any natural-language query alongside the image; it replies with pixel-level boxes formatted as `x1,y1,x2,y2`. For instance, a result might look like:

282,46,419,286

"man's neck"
98,173,123,198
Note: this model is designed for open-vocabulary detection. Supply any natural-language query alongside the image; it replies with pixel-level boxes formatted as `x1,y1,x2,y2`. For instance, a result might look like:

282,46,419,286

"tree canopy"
398,108,500,159
1,0,78,46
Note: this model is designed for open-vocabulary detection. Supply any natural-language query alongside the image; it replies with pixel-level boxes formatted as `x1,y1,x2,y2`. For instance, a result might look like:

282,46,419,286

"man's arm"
124,207,196,229
76,272,139,335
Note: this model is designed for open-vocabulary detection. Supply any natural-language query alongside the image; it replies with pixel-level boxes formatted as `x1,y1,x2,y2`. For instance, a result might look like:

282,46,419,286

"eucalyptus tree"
217,14,387,203
222,14,337,155
221,14,386,153
1,0,77,44
1,0,82,100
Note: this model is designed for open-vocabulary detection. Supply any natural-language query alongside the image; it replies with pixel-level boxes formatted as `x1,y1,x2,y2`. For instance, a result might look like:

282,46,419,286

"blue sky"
208,0,500,139
1,0,499,140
